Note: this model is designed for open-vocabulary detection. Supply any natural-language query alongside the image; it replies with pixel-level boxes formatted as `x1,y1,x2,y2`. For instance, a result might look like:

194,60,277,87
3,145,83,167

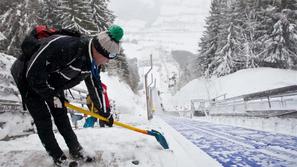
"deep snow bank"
168,68,297,109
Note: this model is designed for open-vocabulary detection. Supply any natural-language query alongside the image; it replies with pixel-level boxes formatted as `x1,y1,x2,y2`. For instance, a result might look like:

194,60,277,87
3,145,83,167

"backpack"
21,25,81,61
11,25,81,110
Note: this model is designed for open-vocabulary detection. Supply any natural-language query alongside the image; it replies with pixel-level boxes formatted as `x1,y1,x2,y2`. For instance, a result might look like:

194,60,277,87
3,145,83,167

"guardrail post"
280,97,284,108
148,73,154,119
267,96,271,109
244,100,248,112
144,54,153,120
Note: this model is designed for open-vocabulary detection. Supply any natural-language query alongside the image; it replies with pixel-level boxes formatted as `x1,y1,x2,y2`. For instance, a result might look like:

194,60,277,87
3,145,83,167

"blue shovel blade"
147,129,169,149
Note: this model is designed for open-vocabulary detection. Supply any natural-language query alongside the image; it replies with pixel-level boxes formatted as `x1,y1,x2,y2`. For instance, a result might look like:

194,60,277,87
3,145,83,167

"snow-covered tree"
90,0,115,32
241,0,265,68
196,0,297,77
196,0,225,76
54,0,114,34
0,0,40,55
0,0,115,55
212,22,244,76
38,0,61,26
260,10,297,69
210,0,246,76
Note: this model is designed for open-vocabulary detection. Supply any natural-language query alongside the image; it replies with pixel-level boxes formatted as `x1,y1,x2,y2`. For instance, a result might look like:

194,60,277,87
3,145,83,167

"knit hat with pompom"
92,25,124,59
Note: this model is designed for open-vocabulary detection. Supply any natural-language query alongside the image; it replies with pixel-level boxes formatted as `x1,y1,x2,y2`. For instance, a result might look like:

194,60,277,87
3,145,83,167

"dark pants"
99,120,105,127
26,89,80,160
99,108,111,127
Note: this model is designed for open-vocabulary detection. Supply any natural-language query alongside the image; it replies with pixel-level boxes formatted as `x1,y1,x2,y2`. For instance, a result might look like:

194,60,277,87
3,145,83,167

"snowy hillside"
73,72,146,118
168,68,297,110
110,0,211,95
0,53,33,140
0,53,19,101
114,0,211,54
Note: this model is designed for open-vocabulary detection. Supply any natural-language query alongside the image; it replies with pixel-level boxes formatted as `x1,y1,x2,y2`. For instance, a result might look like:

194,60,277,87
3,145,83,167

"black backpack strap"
56,28,81,37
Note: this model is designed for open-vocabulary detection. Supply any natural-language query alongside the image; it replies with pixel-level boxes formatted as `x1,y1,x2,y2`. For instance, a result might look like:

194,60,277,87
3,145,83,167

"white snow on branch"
0,32,6,41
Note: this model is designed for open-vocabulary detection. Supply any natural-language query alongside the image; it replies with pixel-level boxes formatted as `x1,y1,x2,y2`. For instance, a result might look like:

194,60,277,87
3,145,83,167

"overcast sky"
109,0,161,24
109,0,210,24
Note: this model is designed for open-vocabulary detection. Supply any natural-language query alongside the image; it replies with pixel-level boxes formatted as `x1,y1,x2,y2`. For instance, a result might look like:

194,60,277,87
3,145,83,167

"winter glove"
52,95,69,108
99,112,114,127
53,96,63,108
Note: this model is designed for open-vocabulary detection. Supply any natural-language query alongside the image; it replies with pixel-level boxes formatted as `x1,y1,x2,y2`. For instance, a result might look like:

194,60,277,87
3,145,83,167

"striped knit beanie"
92,25,124,59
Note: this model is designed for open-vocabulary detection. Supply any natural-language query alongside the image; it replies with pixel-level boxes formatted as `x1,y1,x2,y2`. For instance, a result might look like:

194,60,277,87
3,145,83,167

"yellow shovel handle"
65,102,148,135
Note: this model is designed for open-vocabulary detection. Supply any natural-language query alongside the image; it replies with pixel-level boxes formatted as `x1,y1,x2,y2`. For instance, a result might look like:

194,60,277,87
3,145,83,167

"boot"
70,145,95,162
54,154,77,167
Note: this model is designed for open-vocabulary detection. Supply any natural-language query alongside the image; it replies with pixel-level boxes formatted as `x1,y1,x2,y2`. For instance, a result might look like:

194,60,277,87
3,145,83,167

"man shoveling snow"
11,25,124,166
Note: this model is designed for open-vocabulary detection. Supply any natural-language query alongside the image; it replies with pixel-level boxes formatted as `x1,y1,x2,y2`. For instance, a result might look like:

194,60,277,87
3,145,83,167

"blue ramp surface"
162,116,297,167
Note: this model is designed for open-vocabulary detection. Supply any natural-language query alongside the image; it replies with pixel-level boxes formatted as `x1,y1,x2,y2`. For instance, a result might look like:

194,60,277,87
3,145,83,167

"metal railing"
208,85,297,118
0,87,89,113
189,85,297,118
0,87,121,140
0,100,23,113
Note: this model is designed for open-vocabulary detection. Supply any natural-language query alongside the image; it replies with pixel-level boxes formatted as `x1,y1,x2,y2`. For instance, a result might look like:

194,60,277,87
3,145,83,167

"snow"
195,116,297,137
164,67,297,136
0,53,219,166
0,112,33,140
111,0,211,55
0,116,221,166
1,0,296,165
0,53,19,101
73,73,147,118
0,32,6,41
169,67,297,109
0,53,34,140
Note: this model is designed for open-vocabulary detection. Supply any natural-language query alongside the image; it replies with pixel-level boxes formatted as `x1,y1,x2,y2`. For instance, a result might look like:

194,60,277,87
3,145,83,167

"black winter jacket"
25,35,103,109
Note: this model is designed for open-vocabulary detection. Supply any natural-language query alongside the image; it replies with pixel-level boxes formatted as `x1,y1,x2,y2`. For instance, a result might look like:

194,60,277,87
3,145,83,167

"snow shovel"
65,102,169,149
